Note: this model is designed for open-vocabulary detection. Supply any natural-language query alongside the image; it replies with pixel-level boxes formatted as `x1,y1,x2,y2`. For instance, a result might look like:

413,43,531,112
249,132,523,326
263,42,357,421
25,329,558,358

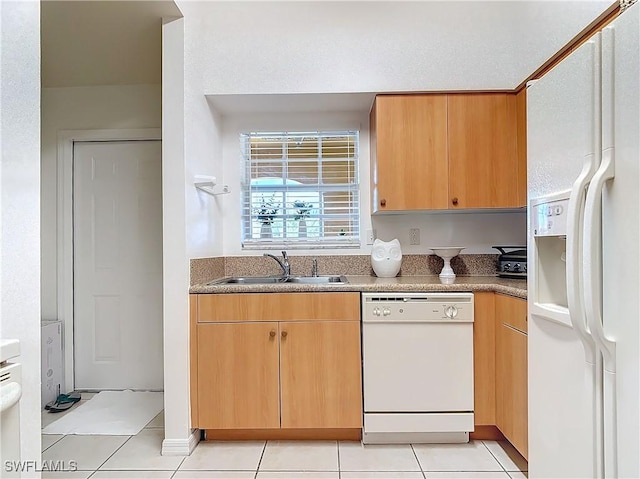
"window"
241,130,360,248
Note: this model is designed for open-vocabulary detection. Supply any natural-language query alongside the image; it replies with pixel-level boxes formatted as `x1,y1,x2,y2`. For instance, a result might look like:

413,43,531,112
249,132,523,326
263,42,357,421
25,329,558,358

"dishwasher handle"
362,318,474,324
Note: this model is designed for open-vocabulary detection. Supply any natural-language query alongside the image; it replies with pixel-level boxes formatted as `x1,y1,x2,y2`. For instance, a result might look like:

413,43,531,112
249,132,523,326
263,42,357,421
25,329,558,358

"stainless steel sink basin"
207,275,348,286
207,276,284,285
286,275,348,284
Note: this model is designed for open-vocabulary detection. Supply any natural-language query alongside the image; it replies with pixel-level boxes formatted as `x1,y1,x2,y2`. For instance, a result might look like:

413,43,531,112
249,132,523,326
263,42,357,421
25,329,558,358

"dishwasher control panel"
362,293,474,322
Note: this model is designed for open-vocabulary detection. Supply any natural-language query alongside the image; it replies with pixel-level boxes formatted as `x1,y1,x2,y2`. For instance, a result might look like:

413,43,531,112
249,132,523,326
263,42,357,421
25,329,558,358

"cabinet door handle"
269,330,276,338
380,199,386,207
281,330,288,338
452,197,459,206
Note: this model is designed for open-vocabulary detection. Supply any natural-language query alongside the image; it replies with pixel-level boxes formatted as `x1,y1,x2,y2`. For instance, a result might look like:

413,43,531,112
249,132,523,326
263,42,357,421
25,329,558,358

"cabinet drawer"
495,293,527,333
197,292,360,322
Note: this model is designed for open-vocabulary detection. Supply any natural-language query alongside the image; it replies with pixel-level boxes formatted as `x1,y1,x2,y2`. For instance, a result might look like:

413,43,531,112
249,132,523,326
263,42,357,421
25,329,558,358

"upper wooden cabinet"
370,92,526,212
370,94,449,212
448,93,519,209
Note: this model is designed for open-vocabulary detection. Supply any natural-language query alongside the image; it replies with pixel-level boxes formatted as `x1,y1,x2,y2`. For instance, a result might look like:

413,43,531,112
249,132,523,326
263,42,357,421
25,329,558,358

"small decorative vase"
260,223,272,238
371,239,402,278
430,247,465,284
298,219,307,238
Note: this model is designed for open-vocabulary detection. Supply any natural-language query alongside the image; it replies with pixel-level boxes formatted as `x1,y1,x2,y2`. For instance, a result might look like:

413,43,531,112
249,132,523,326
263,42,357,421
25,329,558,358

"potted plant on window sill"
293,200,313,238
256,194,279,238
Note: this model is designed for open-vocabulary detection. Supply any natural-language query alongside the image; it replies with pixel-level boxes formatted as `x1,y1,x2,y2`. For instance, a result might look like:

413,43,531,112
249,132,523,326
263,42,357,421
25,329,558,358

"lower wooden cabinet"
280,321,362,429
473,292,496,427
495,294,528,459
191,292,362,434
197,322,280,429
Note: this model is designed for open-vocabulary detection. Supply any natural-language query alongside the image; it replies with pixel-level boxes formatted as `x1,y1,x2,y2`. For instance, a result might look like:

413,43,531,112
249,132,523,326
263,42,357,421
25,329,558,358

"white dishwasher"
362,292,474,444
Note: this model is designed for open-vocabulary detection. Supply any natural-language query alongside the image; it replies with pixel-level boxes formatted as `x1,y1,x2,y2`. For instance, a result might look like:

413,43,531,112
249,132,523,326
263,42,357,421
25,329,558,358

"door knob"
380,199,386,207
281,330,288,338
269,330,276,338
452,197,459,206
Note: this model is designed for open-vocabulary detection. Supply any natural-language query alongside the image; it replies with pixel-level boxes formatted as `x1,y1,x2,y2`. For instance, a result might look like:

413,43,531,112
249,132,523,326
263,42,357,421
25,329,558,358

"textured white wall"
178,0,613,94
41,84,162,321
373,211,527,254
0,0,42,469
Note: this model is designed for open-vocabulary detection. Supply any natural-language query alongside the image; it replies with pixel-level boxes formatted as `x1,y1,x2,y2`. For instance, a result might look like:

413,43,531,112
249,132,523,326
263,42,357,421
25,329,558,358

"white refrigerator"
527,3,639,478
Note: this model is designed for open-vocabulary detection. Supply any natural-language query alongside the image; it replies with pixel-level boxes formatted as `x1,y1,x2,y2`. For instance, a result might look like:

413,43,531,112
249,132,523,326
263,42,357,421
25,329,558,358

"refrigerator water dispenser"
530,193,571,326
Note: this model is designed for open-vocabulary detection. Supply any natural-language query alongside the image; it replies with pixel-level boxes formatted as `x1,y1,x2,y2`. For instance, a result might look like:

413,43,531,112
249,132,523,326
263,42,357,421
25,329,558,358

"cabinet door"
473,292,496,426
448,93,519,209
198,292,360,323
371,95,448,212
197,322,280,429
496,295,528,460
280,321,362,429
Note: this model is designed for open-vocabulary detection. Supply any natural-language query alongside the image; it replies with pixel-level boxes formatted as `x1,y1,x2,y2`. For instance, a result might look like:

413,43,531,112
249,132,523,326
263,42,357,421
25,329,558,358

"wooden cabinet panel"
496,293,527,333
496,294,528,460
198,292,360,322
448,93,519,209
190,295,198,426
197,322,280,429
516,89,527,208
371,94,449,212
280,321,363,429
496,322,528,459
473,292,496,426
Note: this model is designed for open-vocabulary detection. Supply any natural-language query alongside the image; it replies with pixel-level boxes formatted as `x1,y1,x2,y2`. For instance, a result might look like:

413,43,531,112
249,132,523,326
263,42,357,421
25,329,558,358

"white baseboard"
161,429,200,456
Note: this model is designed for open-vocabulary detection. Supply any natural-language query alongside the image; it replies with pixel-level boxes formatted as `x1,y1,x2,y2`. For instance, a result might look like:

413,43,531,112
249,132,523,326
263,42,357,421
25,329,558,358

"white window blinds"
241,130,360,248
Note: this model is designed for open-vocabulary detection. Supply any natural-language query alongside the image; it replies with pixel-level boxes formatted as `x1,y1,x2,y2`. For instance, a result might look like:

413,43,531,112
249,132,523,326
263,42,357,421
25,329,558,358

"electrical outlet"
366,229,376,245
409,228,420,245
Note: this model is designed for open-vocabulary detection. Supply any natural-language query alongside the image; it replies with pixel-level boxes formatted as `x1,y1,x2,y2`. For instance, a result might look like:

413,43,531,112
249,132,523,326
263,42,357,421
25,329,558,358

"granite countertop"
189,275,527,299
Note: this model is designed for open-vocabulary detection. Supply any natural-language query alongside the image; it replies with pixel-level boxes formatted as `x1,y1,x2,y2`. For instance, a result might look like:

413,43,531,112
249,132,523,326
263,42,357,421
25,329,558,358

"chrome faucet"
263,251,290,279
311,258,318,277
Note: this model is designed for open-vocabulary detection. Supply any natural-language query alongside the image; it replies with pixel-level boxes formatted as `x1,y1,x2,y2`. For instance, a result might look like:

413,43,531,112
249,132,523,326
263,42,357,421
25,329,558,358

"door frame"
57,128,161,393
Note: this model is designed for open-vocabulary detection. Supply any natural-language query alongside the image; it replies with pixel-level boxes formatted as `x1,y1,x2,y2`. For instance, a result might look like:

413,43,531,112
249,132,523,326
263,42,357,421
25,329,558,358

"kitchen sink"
207,275,348,285
286,275,348,284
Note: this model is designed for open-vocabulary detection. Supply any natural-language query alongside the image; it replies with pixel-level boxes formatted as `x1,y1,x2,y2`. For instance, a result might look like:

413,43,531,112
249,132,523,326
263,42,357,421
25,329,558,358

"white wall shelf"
194,175,230,196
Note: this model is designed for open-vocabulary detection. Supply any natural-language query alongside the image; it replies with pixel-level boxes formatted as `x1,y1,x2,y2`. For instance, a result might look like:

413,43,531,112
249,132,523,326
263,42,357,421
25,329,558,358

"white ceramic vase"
371,238,402,278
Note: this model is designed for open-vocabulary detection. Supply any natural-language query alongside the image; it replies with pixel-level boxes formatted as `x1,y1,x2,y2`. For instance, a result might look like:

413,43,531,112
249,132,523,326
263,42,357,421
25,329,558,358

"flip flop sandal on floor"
47,400,75,413
45,392,82,410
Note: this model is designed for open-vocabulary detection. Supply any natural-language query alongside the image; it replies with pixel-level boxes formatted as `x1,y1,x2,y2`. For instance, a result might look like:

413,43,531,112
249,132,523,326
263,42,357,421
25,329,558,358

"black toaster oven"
493,246,527,279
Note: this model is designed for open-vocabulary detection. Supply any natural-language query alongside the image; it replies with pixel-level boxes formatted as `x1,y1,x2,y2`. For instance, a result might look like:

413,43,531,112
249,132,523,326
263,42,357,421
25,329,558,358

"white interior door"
73,140,163,390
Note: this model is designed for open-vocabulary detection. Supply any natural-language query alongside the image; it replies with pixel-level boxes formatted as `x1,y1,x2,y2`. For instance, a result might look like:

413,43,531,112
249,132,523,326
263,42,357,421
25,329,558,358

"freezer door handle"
566,152,597,364
565,36,600,365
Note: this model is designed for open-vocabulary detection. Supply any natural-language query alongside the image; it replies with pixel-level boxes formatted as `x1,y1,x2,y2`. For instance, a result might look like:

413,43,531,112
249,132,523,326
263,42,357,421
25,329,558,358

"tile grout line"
41,434,65,453
93,434,134,472
254,440,268,479
480,440,509,474
172,455,187,478
410,443,428,479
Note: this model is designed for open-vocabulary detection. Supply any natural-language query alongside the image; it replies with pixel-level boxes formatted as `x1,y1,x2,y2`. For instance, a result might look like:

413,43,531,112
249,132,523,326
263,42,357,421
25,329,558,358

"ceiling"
41,0,181,88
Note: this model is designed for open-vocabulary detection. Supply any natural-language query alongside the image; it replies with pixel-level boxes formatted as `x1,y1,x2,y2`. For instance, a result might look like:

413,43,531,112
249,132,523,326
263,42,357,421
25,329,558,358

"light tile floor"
42,403,527,479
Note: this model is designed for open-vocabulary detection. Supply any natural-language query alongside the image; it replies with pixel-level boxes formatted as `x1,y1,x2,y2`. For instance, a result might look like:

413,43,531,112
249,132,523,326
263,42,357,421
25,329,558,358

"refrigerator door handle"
585,24,618,479
584,144,618,479
566,153,598,364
